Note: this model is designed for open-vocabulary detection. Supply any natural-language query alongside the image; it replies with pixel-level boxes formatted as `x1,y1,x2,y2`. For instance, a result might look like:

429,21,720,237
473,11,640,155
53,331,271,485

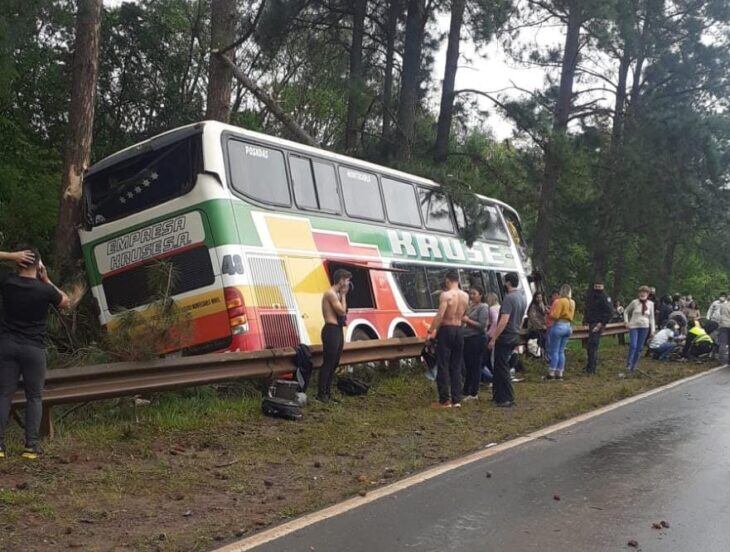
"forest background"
1,0,729,318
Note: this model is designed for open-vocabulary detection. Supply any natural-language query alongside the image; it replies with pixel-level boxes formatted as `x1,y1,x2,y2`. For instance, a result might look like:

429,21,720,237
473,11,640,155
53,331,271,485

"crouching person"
0,246,69,459
648,321,680,360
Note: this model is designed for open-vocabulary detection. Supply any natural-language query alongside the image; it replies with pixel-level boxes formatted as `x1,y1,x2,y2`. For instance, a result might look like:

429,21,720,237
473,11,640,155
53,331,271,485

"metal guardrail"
11,323,627,436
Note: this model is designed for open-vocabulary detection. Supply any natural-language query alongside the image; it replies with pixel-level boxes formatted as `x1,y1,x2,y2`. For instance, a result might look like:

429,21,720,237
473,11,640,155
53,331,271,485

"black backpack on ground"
261,396,303,421
336,375,370,396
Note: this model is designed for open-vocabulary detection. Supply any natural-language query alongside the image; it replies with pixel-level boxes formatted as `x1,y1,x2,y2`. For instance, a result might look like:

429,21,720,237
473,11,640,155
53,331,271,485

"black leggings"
463,334,486,397
319,324,344,399
436,326,464,404
0,337,47,448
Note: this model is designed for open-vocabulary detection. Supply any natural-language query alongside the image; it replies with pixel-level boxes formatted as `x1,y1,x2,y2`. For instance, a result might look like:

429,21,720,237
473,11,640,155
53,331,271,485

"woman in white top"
623,285,656,373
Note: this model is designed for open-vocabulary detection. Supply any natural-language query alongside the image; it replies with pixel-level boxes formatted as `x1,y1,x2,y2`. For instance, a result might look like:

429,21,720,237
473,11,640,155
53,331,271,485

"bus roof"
85,120,522,222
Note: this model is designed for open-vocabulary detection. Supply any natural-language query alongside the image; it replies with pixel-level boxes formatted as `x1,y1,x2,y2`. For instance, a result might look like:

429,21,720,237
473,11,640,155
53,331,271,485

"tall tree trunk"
205,0,236,122
659,235,678,294
344,0,367,152
612,240,627,300
611,50,631,148
433,0,465,162
55,0,103,267
381,0,401,148
532,2,582,280
591,48,631,282
219,53,319,147
394,0,427,161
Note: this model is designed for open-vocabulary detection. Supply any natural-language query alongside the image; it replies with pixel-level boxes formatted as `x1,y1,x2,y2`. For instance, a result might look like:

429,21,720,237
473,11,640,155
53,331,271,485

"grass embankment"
0,342,715,551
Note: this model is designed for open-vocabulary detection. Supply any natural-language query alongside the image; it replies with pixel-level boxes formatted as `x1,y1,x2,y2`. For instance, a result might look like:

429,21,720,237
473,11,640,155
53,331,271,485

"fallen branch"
216,53,320,148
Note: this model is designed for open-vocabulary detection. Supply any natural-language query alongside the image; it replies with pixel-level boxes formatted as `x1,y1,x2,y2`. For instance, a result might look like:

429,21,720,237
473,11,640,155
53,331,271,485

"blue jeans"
548,322,572,374
650,342,676,360
627,327,650,371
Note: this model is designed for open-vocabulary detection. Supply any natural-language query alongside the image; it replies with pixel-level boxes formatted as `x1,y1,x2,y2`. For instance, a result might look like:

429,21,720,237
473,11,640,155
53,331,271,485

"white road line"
216,364,728,552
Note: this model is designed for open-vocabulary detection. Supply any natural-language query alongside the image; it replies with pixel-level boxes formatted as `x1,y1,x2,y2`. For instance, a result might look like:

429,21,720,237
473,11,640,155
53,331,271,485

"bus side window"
338,167,384,221
418,188,454,233
382,178,422,227
393,263,431,310
459,268,485,293
425,266,450,309
228,141,290,206
327,263,375,309
313,161,341,213
482,270,503,301
290,155,318,210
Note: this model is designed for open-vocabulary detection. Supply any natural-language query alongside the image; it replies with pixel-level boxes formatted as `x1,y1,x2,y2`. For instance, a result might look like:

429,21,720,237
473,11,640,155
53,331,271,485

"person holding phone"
318,269,352,403
0,245,69,459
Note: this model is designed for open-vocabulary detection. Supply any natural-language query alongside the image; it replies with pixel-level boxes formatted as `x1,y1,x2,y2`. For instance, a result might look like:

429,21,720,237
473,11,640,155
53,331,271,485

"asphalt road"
249,366,730,552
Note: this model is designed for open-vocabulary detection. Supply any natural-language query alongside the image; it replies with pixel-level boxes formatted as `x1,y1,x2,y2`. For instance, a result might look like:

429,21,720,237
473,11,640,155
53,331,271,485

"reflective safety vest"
689,325,713,345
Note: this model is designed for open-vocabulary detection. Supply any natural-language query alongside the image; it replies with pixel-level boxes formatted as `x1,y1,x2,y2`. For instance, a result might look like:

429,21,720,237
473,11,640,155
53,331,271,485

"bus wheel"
349,327,376,377
392,326,411,339
391,326,415,371
351,327,373,341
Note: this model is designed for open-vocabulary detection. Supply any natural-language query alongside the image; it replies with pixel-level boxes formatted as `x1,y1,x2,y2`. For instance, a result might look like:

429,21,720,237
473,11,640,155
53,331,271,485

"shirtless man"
428,271,468,408
318,269,352,403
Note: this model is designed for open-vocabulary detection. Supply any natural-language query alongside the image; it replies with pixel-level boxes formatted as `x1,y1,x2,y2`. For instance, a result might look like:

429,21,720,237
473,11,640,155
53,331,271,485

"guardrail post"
40,406,54,439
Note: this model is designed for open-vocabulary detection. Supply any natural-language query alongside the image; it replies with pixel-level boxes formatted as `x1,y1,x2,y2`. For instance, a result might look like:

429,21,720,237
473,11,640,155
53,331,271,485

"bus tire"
391,325,415,370
351,327,374,341
392,325,413,338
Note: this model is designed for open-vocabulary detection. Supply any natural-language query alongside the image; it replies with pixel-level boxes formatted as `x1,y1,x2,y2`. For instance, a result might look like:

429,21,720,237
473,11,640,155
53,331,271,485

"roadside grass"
0,340,717,551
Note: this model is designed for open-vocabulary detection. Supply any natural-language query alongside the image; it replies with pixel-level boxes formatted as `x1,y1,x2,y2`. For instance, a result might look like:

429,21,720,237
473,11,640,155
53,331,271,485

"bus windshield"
84,135,203,227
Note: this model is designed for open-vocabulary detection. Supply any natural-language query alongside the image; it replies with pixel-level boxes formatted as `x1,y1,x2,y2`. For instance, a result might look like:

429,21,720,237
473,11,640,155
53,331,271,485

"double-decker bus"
80,121,535,355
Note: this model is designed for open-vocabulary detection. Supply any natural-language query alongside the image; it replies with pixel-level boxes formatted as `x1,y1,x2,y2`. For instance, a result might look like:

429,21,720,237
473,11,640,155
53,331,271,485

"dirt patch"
0,345,713,551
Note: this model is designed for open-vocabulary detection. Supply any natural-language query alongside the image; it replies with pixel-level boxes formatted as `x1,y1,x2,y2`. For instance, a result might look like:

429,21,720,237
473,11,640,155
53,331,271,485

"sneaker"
496,401,516,408
431,400,452,409
545,373,555,380
462,395,478,402
555,374,564,381
21,446,41,460
452,402,462,408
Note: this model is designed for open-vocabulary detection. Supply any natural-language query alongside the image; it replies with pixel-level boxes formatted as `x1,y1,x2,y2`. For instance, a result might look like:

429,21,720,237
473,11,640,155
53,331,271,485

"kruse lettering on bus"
108,232,192,272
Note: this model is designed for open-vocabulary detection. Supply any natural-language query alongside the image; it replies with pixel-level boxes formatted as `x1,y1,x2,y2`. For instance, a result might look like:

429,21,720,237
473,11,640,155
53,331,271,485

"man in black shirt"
488,273,526,407
0,246,69,459
583,281,613,374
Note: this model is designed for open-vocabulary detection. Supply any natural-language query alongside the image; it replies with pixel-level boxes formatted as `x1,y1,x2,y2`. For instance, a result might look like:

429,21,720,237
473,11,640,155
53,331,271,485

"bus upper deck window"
338,167,384,220
312,162,340,213
418,188,454,233
228,141,290,206
382,178,422,227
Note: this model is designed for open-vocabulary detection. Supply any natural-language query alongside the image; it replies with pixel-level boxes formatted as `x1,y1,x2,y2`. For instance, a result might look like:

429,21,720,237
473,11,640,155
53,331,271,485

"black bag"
261,397,303,421
421,341,437,370
336,375,370,396
272,379,299,401
293,344,314,392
